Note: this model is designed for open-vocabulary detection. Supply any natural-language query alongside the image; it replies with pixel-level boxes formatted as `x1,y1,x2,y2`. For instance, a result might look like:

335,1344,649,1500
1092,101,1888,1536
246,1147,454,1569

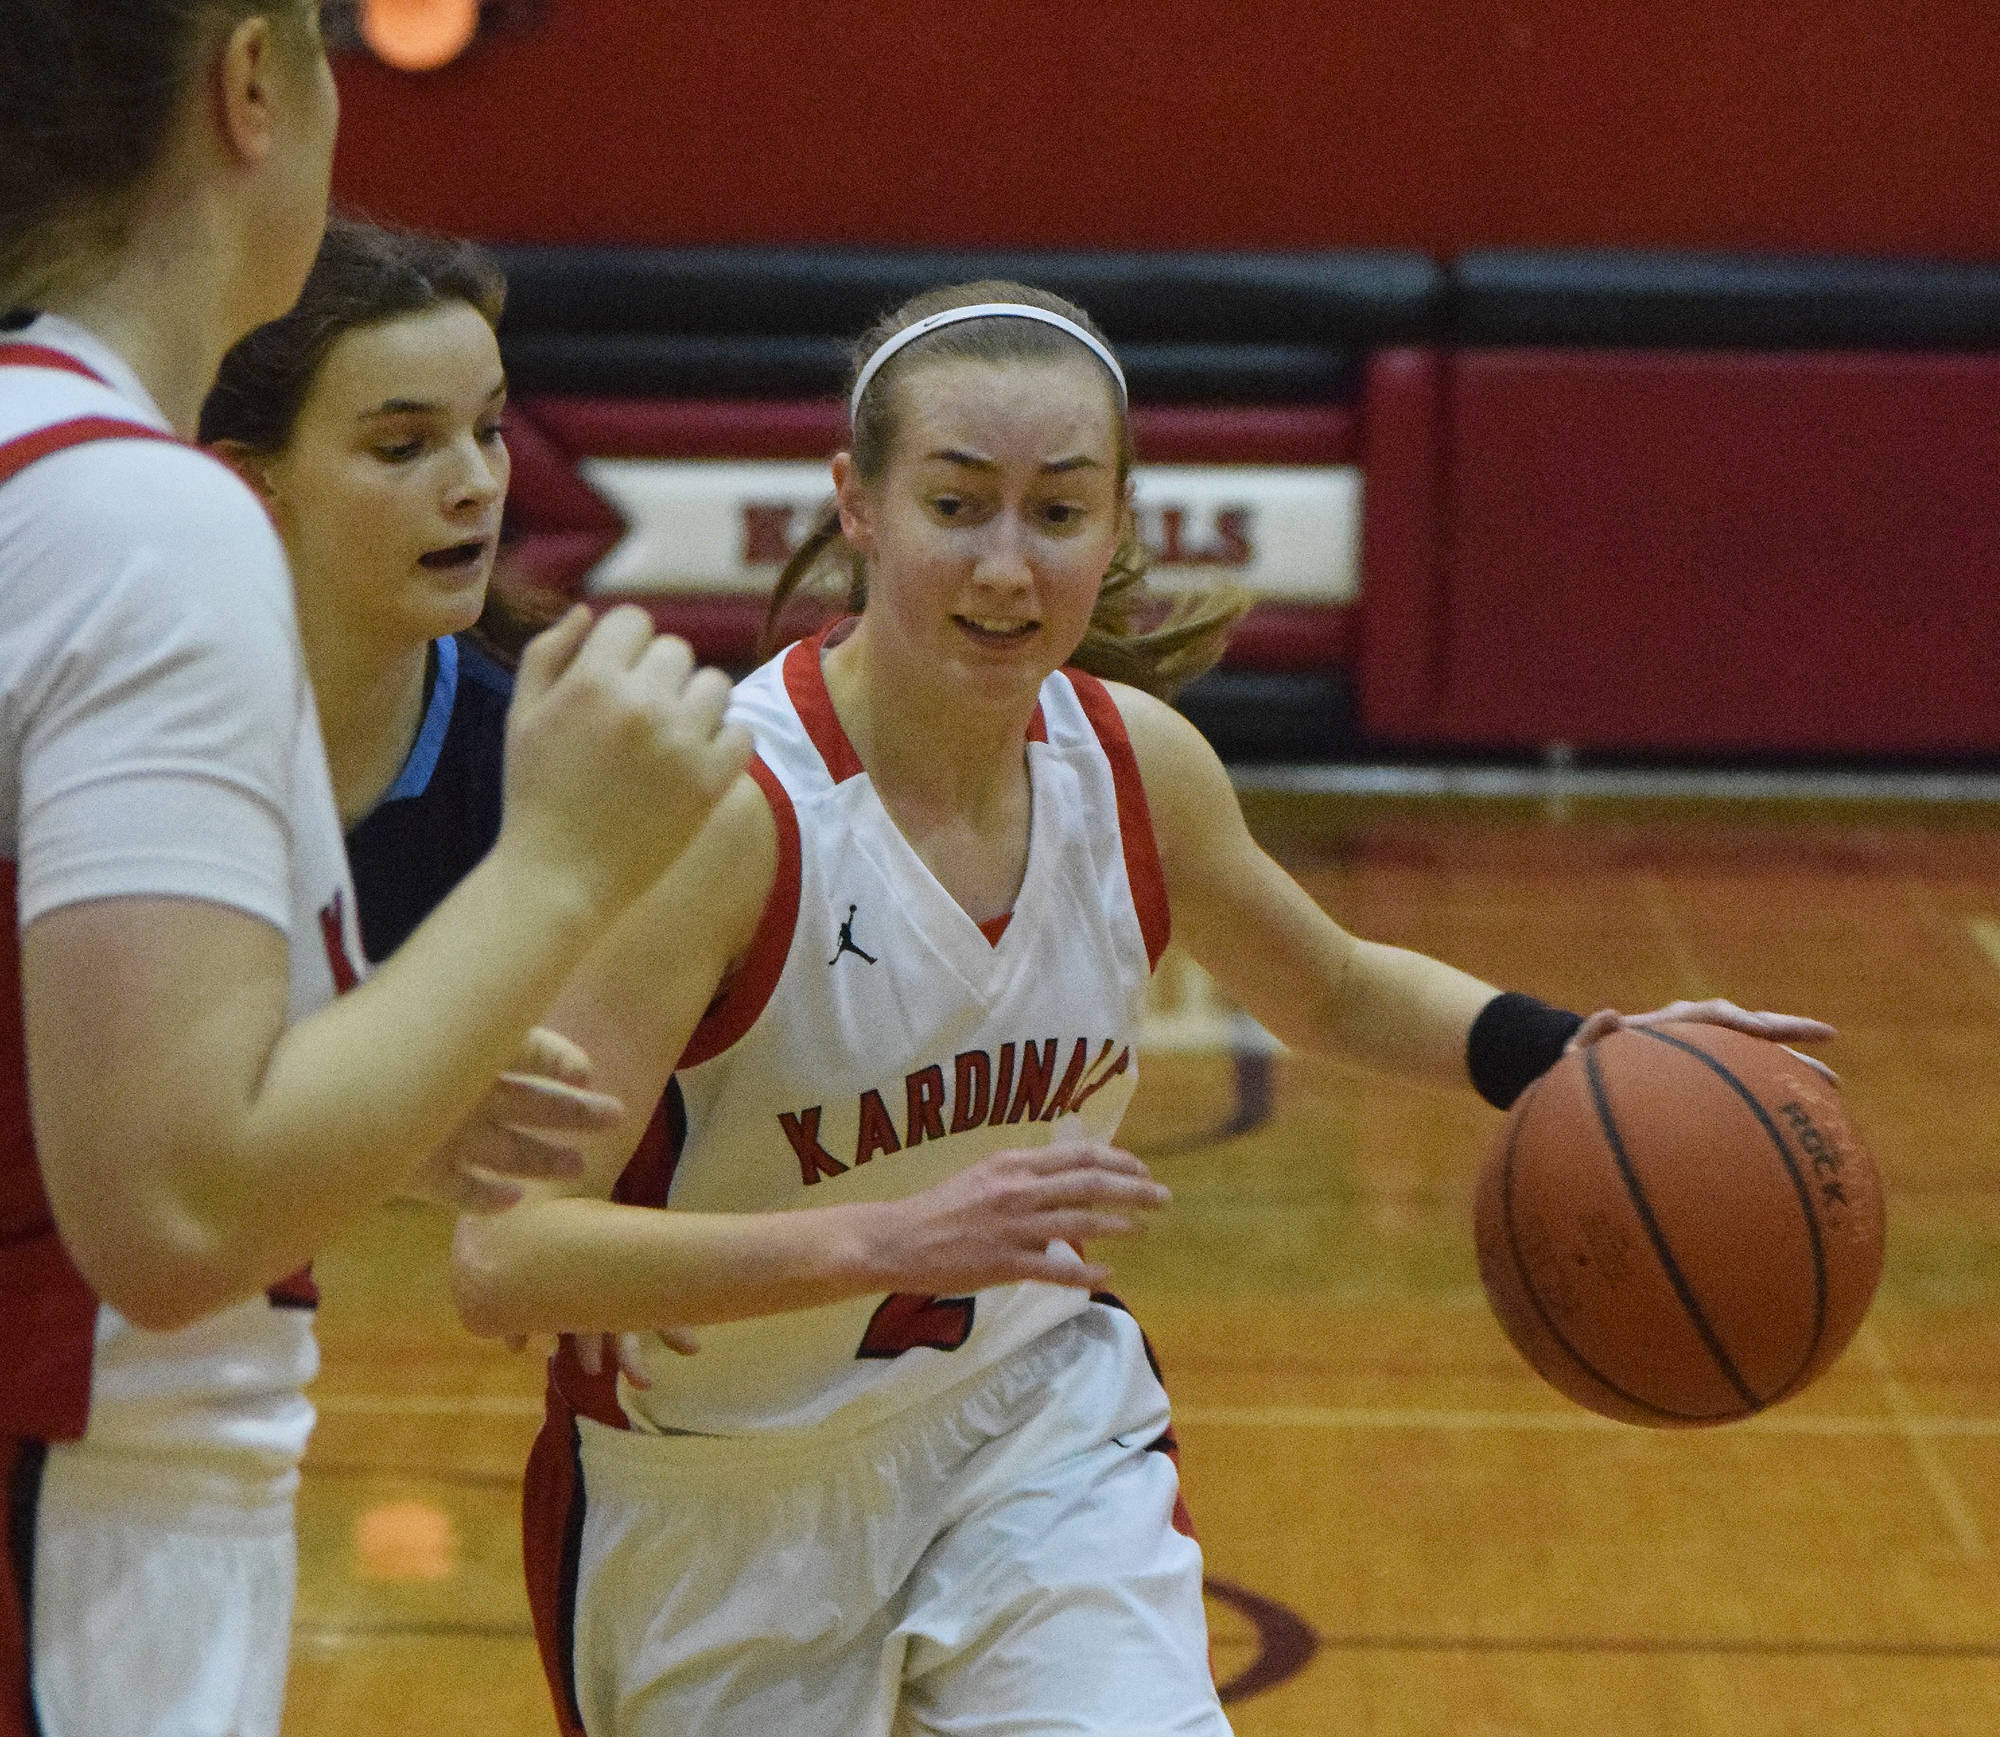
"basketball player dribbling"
0,9,748,1734
202,215,1170,1266
451,283,1836,1736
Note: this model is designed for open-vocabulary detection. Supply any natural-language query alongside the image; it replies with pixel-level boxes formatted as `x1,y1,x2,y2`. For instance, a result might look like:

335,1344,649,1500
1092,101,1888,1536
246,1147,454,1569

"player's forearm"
157,843,622,1323
451,1197,892,1339
1316,939,1500,1084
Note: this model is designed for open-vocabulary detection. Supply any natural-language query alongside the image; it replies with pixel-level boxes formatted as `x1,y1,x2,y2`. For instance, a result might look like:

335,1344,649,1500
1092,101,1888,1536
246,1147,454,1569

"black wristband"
1466,992,1585,1110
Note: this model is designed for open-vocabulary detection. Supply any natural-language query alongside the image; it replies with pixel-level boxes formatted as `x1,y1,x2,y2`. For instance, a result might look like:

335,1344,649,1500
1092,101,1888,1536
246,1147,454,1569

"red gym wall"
332,0,2000,256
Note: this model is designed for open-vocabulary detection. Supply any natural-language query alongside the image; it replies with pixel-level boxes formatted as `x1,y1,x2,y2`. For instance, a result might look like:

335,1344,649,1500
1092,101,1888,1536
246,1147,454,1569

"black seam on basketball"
1583,1047,1764,1413
1499,1080,1729,1423
1632,1027,1830,1402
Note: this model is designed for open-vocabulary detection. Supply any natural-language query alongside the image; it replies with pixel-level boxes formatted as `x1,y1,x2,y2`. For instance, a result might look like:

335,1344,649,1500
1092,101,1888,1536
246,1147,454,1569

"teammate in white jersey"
0,7,748,1734
452,283,1835,1736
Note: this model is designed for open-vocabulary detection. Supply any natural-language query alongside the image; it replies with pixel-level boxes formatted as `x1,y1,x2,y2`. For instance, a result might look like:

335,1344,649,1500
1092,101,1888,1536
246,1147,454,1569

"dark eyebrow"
923,448,1104,474
358,379,508,421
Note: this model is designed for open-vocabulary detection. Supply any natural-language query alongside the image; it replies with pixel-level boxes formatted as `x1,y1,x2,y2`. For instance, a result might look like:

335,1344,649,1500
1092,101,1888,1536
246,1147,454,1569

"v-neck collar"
780,624,1052,956
781,623,1048,789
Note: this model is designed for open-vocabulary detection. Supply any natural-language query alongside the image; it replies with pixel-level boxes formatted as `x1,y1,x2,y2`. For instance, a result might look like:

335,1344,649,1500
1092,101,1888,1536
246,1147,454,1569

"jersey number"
856,1292,975,1359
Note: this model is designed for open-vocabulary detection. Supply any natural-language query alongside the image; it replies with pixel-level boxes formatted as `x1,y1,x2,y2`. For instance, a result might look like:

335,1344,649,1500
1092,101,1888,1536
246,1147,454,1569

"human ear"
216,16,283,167
831,451,877,560
211,439,277,502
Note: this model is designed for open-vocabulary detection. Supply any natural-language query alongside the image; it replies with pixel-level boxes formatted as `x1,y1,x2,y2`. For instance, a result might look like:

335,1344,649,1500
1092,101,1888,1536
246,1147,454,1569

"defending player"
451,283,1836,1735
0,8,745,1734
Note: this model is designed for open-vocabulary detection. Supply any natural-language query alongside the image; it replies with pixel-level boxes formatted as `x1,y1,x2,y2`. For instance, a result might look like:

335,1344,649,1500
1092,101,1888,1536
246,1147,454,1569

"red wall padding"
332,0,2000,257
1360,349,2000,755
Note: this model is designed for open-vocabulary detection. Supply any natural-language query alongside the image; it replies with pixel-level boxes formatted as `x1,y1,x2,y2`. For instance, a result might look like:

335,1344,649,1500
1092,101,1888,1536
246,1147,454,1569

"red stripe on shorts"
0,1438,46,1737
522,1394,589,1737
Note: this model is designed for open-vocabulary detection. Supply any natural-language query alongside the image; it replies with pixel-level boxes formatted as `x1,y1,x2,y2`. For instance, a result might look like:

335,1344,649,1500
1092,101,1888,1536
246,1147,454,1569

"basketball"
1474,1022,1885,1426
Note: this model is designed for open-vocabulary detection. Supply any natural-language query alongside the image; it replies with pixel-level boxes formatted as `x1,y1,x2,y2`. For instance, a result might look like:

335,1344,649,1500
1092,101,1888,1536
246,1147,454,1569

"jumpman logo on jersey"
829,905,878,966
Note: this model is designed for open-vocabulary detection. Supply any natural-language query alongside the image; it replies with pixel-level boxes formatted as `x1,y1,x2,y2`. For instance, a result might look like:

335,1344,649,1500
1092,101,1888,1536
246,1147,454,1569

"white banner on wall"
579,459,1361,602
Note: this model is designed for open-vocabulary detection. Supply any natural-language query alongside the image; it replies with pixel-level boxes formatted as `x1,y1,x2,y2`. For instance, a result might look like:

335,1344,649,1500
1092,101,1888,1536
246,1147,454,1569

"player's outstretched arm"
1116,684,1498,1083
453,1141,1169,1341
1117,684,1838,1095
26,608,748,1332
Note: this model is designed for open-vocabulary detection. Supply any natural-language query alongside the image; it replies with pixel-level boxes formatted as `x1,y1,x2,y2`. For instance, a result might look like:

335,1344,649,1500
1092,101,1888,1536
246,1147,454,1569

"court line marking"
1635,873,1718,1001
1234,764,2000,804
1173,1403,2000,1440
1857,1323,1989,1561
313,1391,2000,1441
1291,1633,2000,1661
316,1393,542,1417
292,1618,2000,1666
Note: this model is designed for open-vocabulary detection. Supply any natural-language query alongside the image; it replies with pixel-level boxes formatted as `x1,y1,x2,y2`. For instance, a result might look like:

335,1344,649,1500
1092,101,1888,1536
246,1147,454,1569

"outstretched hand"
411,1026,626,1212
864,1129,1171,1294
1567,998,1840,1082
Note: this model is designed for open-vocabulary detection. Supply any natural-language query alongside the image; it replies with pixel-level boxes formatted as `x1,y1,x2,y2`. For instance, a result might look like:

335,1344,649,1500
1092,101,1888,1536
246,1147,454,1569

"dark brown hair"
761,281,1248,698
0,0,314,308
202,216,554,659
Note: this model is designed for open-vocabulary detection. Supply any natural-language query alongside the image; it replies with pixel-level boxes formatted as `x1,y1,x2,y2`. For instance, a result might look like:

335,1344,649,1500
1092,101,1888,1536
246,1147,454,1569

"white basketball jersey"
0,323,361,1504
564,627,1170,1437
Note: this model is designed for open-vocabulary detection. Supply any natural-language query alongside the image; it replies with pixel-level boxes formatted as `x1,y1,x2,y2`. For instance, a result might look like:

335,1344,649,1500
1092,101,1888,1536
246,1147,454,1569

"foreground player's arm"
1117,686,1497,1083
451,783,1168,1339
1118,686,1836,1093
26,607,748,1332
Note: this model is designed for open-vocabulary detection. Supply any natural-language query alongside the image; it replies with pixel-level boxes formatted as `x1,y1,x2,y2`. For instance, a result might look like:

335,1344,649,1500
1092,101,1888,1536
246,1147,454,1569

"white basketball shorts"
22,1444,296,1737
543,1300,1232,1737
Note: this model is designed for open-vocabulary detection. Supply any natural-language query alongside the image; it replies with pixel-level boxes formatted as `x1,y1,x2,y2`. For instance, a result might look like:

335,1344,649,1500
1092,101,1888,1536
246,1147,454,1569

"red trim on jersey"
782,630,864,784
0,345,109,386
1061,670,1172,969
784,626,1050,776
0,415,181,491
0,865,98,1445
522,1397,589,1737
677,757,801,1070
978,911,1013,946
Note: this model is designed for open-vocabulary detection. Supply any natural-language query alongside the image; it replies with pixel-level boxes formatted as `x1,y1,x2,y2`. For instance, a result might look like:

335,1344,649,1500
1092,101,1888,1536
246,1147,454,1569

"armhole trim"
677,757,802,1069
382,636,458,804
0,416,183,490
782,631,865,783
1061,669,1172,970
0,346,109,385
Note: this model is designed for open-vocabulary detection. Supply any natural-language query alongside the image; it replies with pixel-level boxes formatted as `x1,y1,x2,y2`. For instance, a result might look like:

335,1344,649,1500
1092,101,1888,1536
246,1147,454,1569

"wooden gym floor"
285,789,2000,1736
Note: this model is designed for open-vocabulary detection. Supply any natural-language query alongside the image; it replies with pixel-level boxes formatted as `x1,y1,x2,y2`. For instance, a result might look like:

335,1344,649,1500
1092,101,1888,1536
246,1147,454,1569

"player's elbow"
55,1178,278,1331
83,1234,255,1334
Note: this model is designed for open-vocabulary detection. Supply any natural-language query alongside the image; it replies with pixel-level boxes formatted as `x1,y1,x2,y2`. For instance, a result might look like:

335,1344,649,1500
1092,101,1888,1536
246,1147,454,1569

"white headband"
848,302,1129,420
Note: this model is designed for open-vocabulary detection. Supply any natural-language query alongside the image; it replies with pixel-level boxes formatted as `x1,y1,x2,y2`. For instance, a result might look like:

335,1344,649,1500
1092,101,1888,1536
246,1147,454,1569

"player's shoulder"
11,432,285,580
17,426,260,521
1080,675,1238,862
1087,675,1221,779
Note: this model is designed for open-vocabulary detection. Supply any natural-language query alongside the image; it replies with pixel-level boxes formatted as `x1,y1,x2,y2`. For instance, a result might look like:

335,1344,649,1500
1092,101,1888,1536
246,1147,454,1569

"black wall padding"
1455,251,2000,350
490,245,1439,399
499,333,1354,401
494,246,1443,341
